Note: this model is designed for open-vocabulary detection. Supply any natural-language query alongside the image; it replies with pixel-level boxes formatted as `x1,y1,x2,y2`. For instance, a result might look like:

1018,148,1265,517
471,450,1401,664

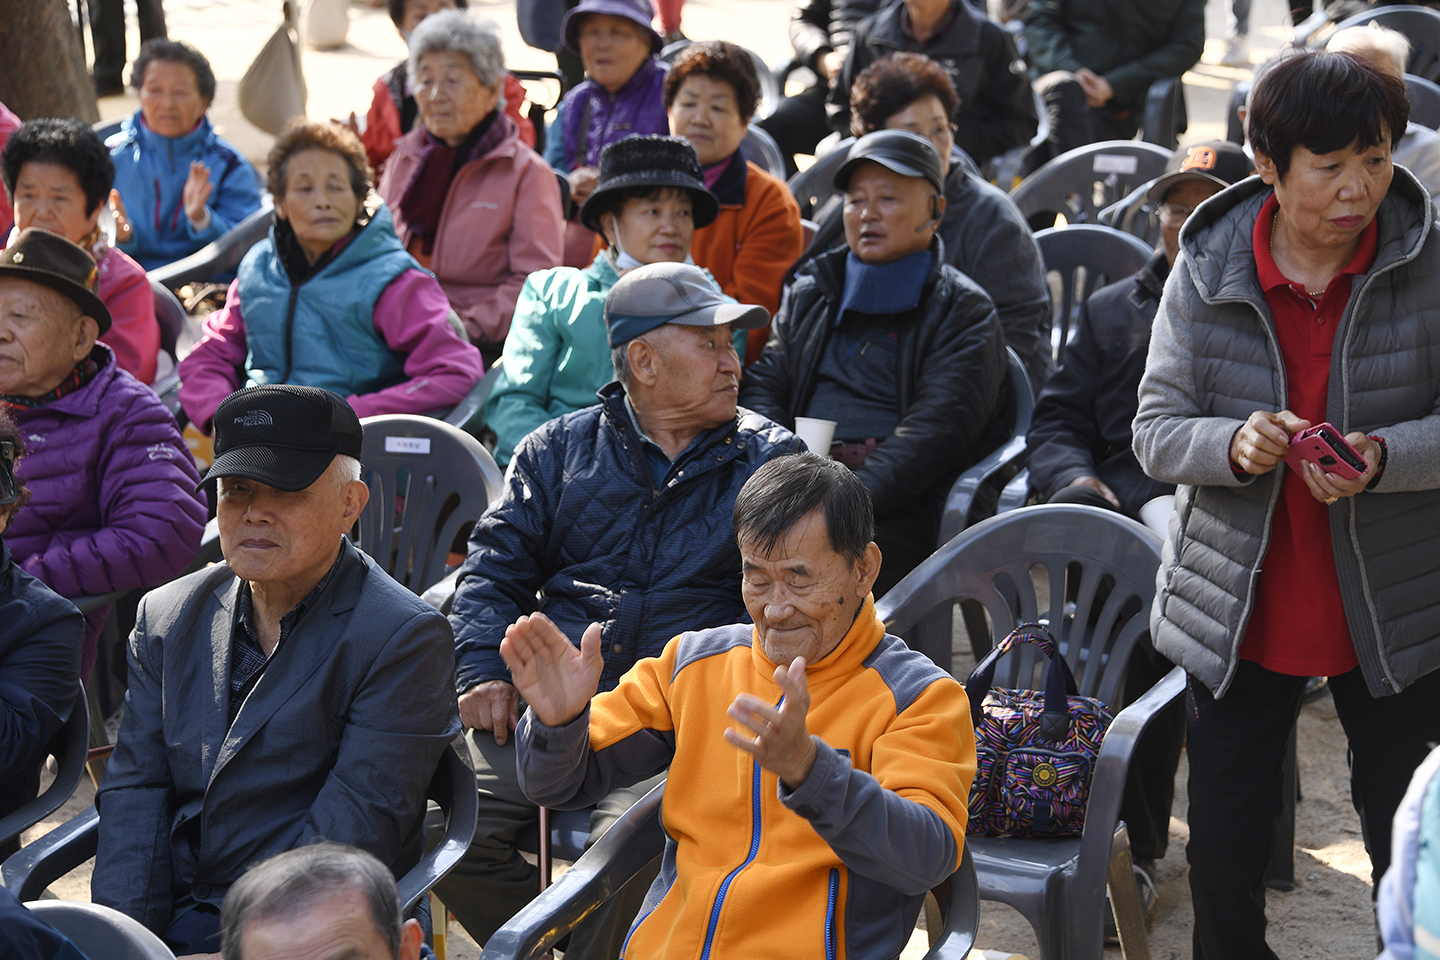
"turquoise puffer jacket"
238,204,416,399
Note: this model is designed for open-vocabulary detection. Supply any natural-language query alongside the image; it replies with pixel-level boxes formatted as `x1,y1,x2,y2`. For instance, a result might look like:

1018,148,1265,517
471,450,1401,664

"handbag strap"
964,622,1080,740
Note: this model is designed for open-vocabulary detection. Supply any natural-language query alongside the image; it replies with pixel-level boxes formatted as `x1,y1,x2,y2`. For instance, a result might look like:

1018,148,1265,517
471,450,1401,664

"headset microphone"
914,193,944,233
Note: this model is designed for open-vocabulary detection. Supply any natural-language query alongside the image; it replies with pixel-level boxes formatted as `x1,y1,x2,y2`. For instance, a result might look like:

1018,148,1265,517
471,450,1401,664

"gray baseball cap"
604,262,770,347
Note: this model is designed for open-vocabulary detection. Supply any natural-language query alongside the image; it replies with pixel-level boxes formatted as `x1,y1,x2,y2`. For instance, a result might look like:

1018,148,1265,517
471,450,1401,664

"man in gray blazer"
92,385,460,957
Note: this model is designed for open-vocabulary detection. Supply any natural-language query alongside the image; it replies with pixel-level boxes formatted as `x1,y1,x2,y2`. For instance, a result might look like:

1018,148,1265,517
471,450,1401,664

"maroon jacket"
7,344,206,674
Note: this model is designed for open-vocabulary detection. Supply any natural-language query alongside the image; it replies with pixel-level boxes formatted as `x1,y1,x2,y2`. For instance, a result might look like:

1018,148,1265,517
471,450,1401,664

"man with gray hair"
503,452,975,960
220,843,422,960
92,384,460,957
1328,23,1440,200
438,261,796,955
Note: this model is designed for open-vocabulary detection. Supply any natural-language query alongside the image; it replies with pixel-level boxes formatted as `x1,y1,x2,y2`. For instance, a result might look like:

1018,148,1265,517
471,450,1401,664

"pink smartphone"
1285,423,1368,480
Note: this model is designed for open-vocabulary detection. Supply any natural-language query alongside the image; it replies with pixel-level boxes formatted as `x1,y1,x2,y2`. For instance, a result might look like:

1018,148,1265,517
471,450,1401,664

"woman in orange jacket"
665,42,804,365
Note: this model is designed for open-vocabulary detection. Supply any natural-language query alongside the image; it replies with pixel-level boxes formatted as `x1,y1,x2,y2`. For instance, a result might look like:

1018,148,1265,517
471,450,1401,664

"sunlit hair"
407,9,507,102
850,52,959,139
662,41,760,122
266,118,372,203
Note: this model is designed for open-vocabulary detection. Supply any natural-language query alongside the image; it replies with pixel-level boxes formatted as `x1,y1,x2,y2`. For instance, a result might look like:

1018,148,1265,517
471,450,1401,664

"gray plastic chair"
1034,225,1154,367
478,781,980,960
787,136,854,222
1140,77,1187,150
0,684,88,851
1407,74,1440,129
1098,177,1163,248
444,364,504,438
875,504,1183,960
29,901,175,960
2,737,476,914
742,123,786,177
357,415,505,596
1330,5,1440,81
1010,141,1172,230
148,197,276,290
938,347,1034,547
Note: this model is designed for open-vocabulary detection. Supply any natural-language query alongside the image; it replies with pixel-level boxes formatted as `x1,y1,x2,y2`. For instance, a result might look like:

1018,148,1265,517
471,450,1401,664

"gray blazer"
92,539,460,931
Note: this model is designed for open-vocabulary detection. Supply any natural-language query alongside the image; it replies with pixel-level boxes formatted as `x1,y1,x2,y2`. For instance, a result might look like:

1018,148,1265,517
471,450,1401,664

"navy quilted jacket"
450,382,799,694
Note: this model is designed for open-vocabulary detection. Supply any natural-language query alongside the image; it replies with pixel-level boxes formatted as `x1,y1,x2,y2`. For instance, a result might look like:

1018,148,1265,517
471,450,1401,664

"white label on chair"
1093,154,1139,174
384,437,431,454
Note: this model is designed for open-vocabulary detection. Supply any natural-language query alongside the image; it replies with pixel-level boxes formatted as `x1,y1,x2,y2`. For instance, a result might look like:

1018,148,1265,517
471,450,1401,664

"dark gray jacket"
93,540,460,931
788,0,884,71
1132,169,1440,698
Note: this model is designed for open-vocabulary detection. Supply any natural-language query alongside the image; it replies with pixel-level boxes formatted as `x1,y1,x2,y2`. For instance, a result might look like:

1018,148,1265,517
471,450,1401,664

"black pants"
88,0,167,90
756,81,834,180
1186,660,1440,960
1025,72,1138,177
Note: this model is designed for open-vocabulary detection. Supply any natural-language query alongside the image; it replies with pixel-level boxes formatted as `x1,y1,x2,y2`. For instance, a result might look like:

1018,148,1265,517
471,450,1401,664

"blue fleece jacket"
108,110,263,270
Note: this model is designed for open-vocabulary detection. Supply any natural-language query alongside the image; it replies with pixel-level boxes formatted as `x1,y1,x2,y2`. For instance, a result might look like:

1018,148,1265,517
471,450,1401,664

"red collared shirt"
1238,192,1377,677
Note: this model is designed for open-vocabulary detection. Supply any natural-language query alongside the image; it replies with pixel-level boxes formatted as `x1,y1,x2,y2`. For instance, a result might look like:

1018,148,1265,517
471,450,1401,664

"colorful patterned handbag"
964,623,1113,838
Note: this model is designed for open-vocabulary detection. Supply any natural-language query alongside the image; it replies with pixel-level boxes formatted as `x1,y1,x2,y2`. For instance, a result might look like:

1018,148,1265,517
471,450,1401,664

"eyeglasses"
1157,202,1198,226
0,441,17,508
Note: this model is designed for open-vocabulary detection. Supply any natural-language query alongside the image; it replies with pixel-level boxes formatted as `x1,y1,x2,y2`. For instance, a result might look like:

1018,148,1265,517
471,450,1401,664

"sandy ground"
21,0,1384,956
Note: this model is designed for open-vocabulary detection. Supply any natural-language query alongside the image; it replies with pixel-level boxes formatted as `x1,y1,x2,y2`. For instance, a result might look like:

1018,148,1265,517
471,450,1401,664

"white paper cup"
1138,495,1175,538
794,417,838,454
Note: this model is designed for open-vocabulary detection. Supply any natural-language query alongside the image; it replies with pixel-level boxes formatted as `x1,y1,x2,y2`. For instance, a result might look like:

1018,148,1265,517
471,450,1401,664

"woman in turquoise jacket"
107,39,263,270
485,135,750,465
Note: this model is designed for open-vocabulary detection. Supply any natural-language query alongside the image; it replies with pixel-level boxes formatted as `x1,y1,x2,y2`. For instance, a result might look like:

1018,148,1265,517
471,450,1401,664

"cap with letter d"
199,385,363,493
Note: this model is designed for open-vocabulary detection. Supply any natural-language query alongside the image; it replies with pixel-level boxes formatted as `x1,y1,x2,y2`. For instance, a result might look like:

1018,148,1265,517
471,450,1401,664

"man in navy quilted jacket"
438,262,798,956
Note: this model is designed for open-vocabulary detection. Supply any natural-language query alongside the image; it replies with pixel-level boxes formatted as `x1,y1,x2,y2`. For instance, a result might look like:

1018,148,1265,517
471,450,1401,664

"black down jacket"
450,382,799,694
741,239,1005,548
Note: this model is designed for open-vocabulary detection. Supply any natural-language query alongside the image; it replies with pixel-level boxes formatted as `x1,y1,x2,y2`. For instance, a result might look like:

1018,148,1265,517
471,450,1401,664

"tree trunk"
0,0,99,122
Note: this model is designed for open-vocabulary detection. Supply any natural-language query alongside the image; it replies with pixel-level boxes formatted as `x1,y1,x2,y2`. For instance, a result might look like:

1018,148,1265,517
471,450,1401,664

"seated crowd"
6,4,1440,960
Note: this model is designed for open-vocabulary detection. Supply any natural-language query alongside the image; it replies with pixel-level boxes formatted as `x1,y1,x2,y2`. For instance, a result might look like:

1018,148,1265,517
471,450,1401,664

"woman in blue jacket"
107,39,263,270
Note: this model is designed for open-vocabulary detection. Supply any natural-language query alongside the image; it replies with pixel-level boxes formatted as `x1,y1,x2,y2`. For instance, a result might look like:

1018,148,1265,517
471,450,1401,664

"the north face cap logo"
234,410,274,427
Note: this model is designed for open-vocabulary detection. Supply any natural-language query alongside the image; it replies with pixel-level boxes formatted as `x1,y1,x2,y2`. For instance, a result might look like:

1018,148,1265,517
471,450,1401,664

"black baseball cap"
1147,140,1254,204
200,385,364,492
834,129,946,195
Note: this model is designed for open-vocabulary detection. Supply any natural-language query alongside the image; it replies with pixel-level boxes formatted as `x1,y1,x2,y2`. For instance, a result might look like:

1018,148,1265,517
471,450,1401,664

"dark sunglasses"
0,441,18,507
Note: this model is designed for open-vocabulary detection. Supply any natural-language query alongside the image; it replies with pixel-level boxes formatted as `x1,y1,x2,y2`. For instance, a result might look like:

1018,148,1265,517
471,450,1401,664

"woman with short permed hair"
178,118,484,433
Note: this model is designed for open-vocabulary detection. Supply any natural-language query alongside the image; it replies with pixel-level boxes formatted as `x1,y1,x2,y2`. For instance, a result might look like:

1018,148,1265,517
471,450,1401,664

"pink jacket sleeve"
96,249,160,385
177,280,248,431
349,269,485,418
448,160,565,345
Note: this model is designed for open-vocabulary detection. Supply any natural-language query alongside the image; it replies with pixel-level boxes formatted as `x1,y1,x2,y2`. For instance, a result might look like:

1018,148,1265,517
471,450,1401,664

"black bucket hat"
201,385,364,493
0,229,112,334
579,135,719,233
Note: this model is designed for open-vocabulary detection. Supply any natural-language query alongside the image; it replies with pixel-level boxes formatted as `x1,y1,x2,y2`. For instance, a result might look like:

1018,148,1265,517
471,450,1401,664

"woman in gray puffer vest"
1133,52,1440,960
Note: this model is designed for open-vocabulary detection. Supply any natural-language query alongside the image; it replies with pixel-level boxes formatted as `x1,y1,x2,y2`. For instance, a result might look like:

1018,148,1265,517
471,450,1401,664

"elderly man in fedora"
92,384,459,957
438,261,797,956
0,229,205,682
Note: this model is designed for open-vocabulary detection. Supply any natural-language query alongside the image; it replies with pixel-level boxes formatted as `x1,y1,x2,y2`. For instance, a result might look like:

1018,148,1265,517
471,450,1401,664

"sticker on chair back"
384,437,431,454
1092,154,1139,175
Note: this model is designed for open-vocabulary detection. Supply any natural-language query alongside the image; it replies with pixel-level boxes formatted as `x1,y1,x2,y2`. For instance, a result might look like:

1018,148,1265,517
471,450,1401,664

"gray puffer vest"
1132,168,1440,698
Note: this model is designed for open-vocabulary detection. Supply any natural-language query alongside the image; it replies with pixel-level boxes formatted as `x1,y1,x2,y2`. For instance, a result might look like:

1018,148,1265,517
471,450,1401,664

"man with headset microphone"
742,129,1007,594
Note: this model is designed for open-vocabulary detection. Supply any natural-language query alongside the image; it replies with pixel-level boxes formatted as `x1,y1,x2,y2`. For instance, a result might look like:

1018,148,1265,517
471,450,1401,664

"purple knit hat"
561,0,662,55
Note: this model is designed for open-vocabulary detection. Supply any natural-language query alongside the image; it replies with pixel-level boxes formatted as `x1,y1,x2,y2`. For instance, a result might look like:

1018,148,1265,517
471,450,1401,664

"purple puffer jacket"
7,344,206,676
561,57,670,170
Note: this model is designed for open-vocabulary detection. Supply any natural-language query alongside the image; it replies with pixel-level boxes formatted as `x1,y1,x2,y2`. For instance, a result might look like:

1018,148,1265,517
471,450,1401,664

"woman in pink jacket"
379,10,565,365
1,118,161,384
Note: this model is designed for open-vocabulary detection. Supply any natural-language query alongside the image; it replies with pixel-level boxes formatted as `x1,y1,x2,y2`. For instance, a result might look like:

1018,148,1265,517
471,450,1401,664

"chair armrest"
1,806,100,902
420,567,462,613
445,365,504,434
1075,666,1186,875
71,591,128,615
921,843,978,960
938,436,1029,546
149,199,274,290
479,782,666,960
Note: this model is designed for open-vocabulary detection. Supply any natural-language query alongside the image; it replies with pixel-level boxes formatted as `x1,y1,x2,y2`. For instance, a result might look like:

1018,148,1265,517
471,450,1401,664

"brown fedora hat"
0,229,112,334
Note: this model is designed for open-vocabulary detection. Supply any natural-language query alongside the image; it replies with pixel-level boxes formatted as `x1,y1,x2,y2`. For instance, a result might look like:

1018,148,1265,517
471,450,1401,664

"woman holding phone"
1133,51,1440,960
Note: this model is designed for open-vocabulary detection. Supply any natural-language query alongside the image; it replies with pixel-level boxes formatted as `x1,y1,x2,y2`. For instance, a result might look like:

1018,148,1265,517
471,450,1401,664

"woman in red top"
1133,52,1440,960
